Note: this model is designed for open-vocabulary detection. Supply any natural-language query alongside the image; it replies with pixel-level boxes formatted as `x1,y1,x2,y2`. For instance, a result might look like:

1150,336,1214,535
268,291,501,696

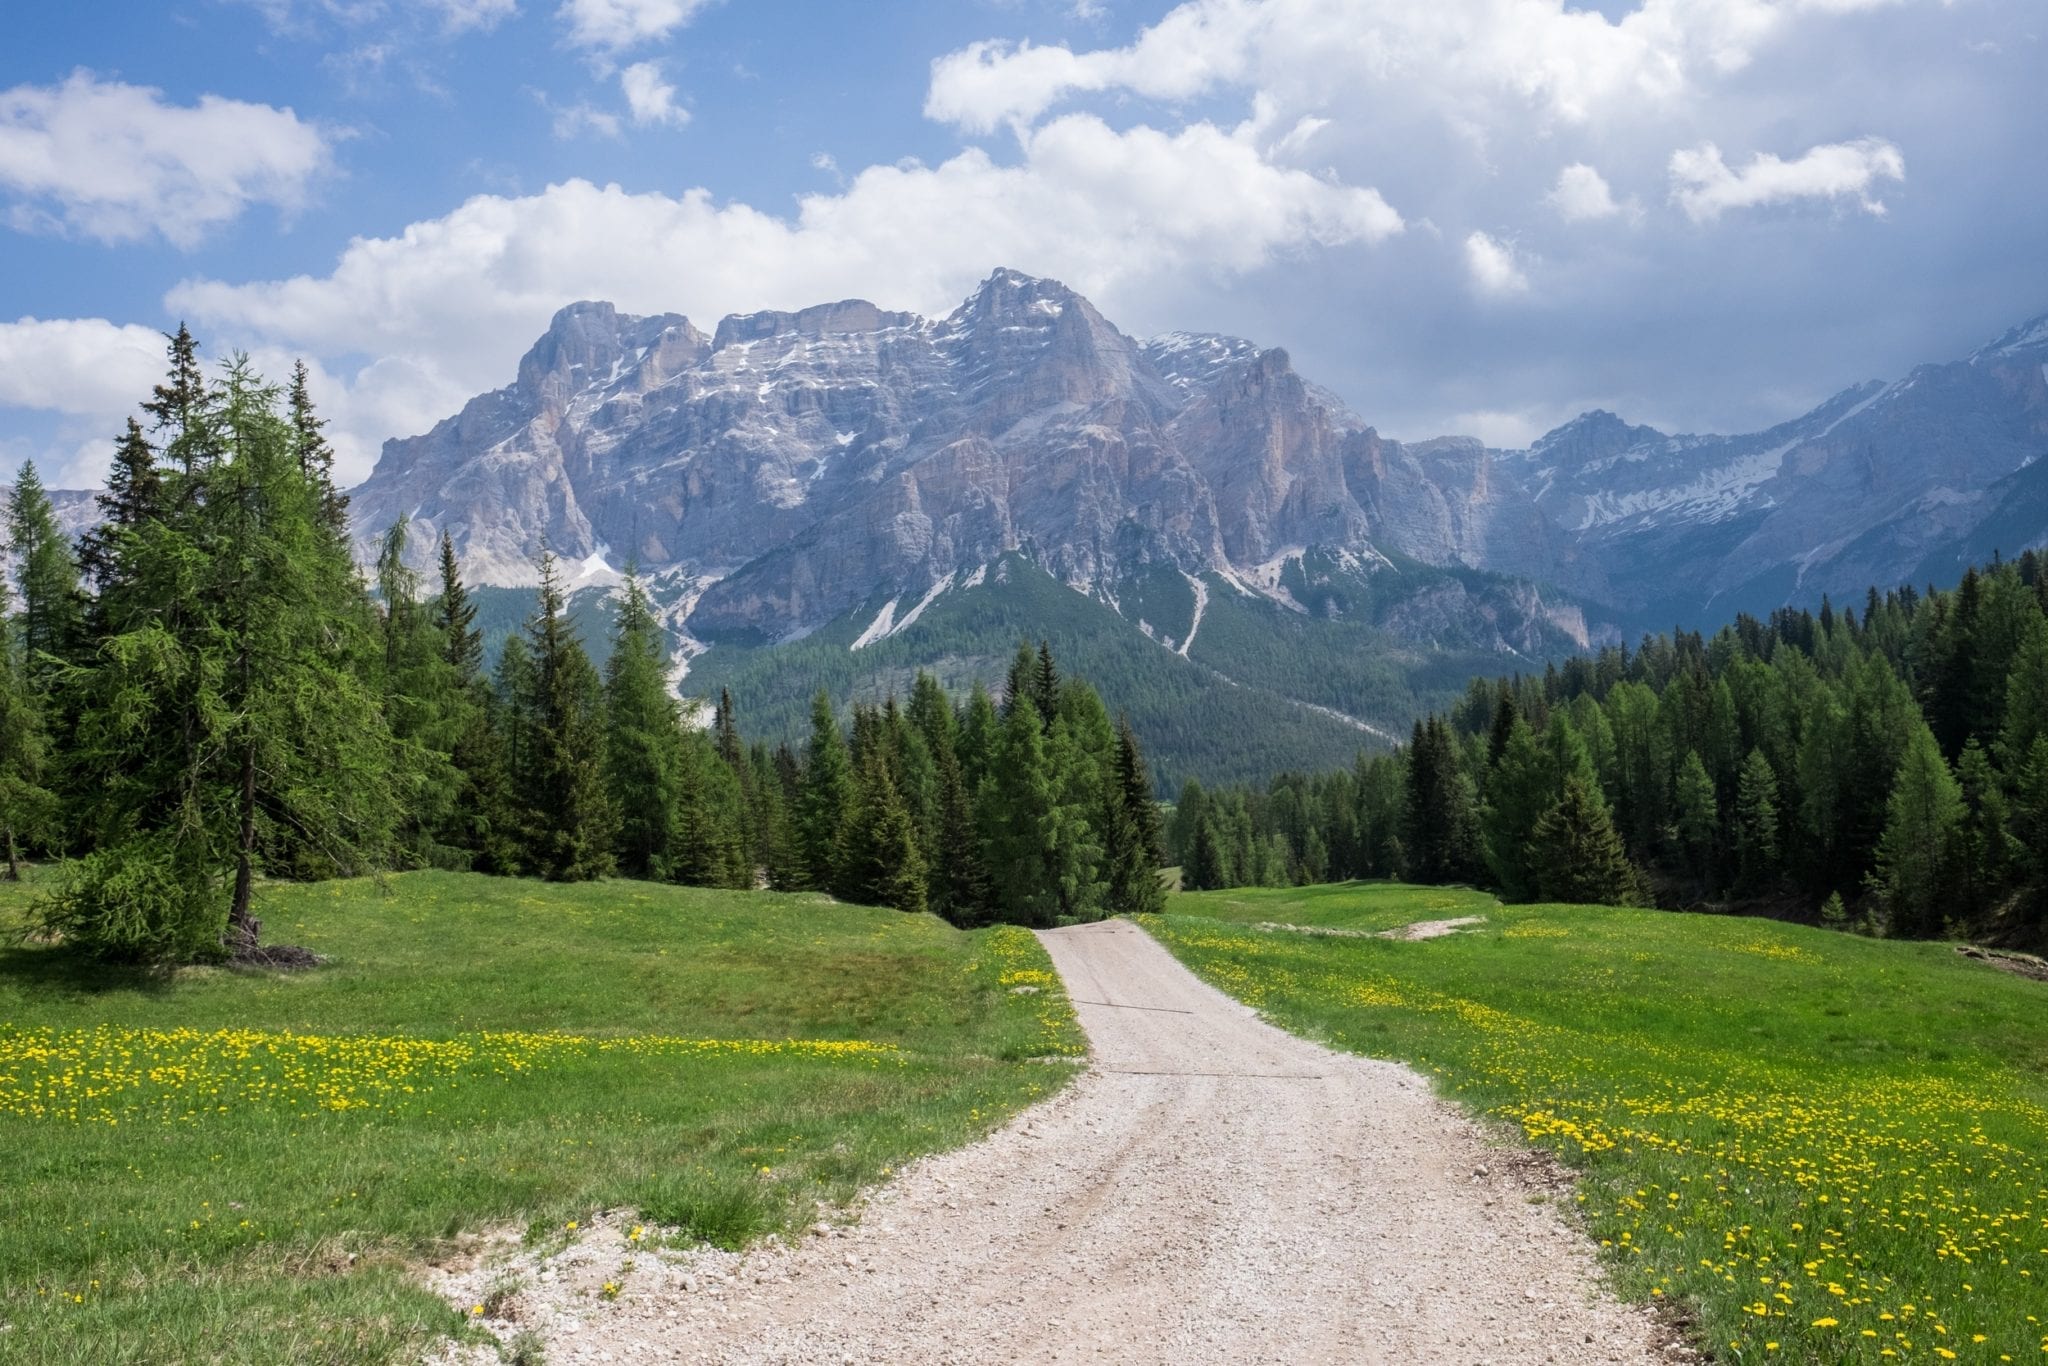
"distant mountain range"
31,270,2047,783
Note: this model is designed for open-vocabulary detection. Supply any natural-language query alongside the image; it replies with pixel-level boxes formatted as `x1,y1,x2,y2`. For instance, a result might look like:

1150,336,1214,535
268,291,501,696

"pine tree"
1478,718,1553,900
1185,816,1227,892
376,516,465,869
749,744,803,890
57,357,396,961
931,740,993,923
1953,739,2017,914
1673,749,1719,888
1528,776,1642,906
1032,641,1061,726
1101,716,1167,914
838,749,928,914
77,418,163,595
1002,642,1037,724
1733,748,1782,894
514,550,615,881
1871,723,1963,937
604,570,684,880
7,461,84,678
983,701,1063,925
0,610,56,878
799,691,853,892
1402,717,1479,884
140,324,211,473
434,531,483,683
287,360,349,540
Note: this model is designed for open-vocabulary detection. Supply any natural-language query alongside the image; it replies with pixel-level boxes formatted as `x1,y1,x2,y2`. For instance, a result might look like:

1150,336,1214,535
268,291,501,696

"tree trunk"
4,824,19,882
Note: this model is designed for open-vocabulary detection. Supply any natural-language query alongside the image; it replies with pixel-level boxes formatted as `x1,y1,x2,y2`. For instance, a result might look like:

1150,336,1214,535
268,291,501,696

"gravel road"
473,919,1682,1364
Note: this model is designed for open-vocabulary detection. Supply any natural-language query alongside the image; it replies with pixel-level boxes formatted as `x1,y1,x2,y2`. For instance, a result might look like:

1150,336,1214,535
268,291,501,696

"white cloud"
1668,136,1905,222
159,113,1400,481
620,61,689,128
1549,162,1622,221
0,318,168,420
431,0,519,33
548,100,623,140
0,71,334,247
924,0,1925,137
1464,230,1529,295
558,0,715,52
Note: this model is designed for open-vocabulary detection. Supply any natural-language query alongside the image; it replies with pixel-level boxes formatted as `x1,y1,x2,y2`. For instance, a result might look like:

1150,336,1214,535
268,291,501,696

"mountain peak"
1974,312,2048,362
711,298,920,351
1529,409,1668,463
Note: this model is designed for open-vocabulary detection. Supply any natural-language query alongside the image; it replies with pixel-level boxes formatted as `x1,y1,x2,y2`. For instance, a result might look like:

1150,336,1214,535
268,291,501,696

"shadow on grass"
0,940,181,998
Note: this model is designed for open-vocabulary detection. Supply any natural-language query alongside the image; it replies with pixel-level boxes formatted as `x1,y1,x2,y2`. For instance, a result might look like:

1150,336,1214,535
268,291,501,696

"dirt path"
485,920,1681,1364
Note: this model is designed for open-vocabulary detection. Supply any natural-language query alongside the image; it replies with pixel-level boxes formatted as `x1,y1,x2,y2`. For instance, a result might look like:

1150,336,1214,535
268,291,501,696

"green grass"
0,870,1082,1364
1151,883,2048,1365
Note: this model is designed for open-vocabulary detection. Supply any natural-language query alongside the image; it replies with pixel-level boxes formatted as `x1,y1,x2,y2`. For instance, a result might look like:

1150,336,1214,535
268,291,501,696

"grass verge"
1151,882,2048,1364
0,870,1081,1363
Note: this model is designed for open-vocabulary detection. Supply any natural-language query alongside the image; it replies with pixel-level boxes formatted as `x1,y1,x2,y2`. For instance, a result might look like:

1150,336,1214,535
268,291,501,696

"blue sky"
2,0,2043,487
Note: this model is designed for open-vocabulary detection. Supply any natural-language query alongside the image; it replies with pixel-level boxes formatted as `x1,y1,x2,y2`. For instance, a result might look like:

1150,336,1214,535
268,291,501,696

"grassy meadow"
0,871,1082,1364
1152,883,2048,1364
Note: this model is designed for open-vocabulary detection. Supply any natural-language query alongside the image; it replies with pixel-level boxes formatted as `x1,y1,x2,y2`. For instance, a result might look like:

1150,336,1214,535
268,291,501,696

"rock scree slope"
527,919,1680,1364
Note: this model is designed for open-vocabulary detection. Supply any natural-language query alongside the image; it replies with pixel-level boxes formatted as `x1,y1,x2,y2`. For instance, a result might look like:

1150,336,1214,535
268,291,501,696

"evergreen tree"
931,739,993,923
1733,748,1782,894
77,419,163,594
140,324,209,468
287,360,349,539
1528,776,1642,906
1478,718,1553,900
799,691,853,891
1101,716,1167,915
0,610,55,878
1402,717,1478,884
1672,749,1720,888
434,531,483,683
8,461,84,677
56,357,396,961
838,748,928,914
983,701,1063,925
513,551,615,881
1185,815,1228,892
1871,724,1963,937
604,571,684,880
1953,739,2017,914
1033,641,1062,726
376,517,465,869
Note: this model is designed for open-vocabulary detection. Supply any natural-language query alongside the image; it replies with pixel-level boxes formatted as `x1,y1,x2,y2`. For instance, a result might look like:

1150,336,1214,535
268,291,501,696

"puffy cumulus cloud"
0,317,175,486
0,71,334,247
0,318,168,420
1464,231,1529,295
159,113,1400,482
925,0,1923,136
1549,163,1622,221
558,0,715,52
1669,137,1905,222
620,62,689,128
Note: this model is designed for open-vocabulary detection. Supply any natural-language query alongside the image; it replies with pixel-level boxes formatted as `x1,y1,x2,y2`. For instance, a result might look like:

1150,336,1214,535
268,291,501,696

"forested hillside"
0,335,1165,965
1176,552,2048,942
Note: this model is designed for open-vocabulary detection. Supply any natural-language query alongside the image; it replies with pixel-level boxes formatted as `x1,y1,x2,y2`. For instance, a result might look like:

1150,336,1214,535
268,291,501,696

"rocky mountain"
1501,315,2048,621
346,271,2048,776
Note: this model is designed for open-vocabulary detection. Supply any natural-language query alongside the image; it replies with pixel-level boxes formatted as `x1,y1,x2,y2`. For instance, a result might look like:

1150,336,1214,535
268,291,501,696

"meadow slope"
1151,884,2048,1364
0,872,1081,1363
